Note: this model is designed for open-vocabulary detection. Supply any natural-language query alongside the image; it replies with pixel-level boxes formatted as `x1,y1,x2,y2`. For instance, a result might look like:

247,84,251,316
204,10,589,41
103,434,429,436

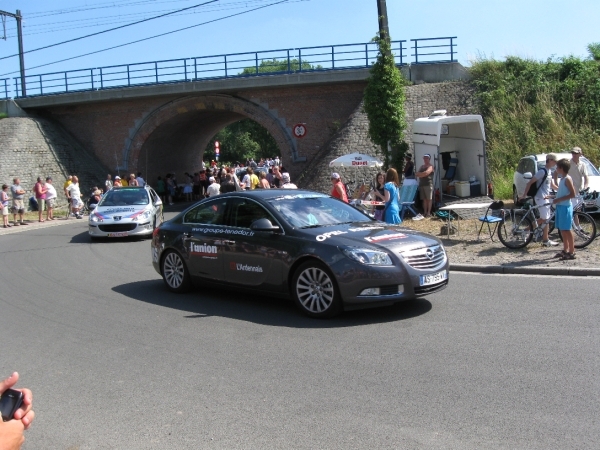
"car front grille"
414,279,449,295
401,245,446,270
98,224,137,232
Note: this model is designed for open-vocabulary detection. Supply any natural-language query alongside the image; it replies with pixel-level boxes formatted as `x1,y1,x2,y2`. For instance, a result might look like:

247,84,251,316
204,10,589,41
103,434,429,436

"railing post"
287,50,291,72
39,75,43,95
450,37,454,61
127,65,130,86
100,67,104,89
155,61,158,83
331,46,335,69
65,72,68,92
90,69,94,90
298,49,302,72
194,58,198,80
255,52,259,75
365,43,369,67
14,78,18,98
413,39,419,64
400,41,404,65
224,55,228,77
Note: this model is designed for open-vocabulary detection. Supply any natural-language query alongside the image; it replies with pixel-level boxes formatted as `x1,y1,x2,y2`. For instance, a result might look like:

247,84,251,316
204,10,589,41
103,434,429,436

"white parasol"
329,152,383,168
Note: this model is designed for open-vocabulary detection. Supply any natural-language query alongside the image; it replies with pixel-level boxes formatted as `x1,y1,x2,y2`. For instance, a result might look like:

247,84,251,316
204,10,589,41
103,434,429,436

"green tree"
363,35,408,169
205,119,279,164
588,42,600,61
240,58,322,76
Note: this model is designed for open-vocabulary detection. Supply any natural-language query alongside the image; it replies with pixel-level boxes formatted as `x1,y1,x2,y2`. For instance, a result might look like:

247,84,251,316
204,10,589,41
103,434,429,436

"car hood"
298,222,442,252
94,204,149,220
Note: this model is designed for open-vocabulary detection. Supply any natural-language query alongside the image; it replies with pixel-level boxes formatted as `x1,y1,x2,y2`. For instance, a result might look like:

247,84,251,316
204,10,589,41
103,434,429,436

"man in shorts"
416,154,435,218
10,178,27,226
66,176,84,219
521,153,558,246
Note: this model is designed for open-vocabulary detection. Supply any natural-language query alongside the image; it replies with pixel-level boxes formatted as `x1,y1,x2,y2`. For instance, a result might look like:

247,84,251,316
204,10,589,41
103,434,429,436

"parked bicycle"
497,197,597,249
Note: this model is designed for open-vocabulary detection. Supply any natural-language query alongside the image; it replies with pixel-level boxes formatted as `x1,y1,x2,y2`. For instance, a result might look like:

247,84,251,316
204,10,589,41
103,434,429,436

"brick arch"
125,94,295,178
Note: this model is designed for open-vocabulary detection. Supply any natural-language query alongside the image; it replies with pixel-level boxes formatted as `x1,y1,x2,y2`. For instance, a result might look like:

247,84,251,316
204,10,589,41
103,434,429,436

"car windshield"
536,157,600,176
268,194,371,228
99,189,149,206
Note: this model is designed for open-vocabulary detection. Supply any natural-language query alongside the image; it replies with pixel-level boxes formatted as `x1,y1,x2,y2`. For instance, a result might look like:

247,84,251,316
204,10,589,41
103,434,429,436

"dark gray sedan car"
151,190,448,318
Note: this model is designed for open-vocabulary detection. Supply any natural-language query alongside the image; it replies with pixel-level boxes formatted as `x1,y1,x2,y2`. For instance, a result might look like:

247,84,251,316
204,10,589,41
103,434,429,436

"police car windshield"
99,189,149,206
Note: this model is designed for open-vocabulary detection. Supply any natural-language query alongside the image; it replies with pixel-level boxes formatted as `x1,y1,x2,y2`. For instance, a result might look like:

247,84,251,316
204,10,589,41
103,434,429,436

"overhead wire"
0,0,218,62
4,0,303,37
0,0,292,77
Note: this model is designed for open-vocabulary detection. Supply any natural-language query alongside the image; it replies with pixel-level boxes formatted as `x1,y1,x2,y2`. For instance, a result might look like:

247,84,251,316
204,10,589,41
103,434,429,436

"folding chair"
443,158,459,182
477,201,504,241
398,184,419,220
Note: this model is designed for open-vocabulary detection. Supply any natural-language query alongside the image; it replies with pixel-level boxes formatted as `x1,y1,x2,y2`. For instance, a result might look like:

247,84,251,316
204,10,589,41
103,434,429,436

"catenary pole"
0,9,26,96
376,0,390,41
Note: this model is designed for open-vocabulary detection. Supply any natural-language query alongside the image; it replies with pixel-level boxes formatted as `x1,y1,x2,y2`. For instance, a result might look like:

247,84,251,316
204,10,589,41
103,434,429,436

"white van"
513,153,600,210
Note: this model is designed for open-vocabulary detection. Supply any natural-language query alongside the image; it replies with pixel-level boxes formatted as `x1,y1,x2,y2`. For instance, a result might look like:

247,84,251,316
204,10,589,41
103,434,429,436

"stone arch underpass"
126,94,295,181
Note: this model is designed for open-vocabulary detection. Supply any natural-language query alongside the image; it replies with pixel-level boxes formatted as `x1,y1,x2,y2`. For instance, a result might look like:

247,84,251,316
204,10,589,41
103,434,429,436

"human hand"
0,419,25,450
0,373,34,429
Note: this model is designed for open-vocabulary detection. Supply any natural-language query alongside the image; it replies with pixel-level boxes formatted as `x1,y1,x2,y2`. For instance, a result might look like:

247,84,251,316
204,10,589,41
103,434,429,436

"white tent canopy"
329,153,383,168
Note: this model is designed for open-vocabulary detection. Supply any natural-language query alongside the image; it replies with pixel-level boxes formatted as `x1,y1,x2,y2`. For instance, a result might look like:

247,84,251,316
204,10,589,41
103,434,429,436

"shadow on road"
112,279,432,329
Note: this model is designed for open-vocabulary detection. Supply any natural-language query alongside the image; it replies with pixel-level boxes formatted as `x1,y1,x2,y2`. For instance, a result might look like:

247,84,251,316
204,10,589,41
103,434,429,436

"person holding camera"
0,372,34,450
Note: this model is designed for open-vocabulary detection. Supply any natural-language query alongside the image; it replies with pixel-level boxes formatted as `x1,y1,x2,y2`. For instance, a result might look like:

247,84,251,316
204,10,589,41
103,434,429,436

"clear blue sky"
0,0,598,81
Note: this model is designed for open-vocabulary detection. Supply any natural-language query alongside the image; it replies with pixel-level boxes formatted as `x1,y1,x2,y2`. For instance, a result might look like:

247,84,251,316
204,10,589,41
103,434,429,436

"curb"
450,263,600,277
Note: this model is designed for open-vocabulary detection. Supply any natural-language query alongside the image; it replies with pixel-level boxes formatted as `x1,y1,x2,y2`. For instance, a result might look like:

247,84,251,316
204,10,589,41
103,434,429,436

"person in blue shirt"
551,158,576,260
384,168,401,224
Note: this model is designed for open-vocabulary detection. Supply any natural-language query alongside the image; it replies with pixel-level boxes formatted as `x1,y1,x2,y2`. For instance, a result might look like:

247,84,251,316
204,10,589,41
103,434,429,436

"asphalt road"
1,217,598,449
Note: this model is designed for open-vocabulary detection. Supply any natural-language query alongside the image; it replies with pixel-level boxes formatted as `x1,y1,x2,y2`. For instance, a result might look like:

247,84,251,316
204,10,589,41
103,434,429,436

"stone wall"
0,117,109,206
298,81,479,194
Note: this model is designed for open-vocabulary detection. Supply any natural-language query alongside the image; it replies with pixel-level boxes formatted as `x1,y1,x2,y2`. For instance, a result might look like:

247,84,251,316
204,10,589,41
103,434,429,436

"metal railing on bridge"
8,37,457,99
1,78,9,100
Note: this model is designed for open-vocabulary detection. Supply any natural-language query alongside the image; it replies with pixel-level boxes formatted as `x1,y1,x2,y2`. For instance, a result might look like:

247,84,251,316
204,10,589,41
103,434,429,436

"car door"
221,197,282,288
148,188,163,224
181,198,229,281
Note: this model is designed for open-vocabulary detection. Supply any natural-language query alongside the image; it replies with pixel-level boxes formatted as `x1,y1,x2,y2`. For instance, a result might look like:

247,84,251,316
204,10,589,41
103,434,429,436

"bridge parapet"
7,37,457,99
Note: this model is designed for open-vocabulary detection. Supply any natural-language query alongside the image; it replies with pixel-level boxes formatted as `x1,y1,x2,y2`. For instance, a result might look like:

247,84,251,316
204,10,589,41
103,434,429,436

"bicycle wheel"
557,211,597,249
497,210,534,249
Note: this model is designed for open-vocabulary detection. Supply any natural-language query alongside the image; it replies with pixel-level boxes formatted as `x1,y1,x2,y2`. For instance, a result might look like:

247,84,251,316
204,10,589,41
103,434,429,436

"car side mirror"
250,218,281,232
523,172,533,180
154,199,163,206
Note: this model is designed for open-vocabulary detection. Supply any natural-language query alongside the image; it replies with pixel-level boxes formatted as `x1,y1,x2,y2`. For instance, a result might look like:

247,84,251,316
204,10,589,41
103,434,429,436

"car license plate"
108,232,128,237
420,270,447,286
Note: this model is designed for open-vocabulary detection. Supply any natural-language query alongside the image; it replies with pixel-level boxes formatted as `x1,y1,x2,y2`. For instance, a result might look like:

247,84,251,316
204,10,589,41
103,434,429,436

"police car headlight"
90,213,103,222
135,210,152,221
341,247,393,266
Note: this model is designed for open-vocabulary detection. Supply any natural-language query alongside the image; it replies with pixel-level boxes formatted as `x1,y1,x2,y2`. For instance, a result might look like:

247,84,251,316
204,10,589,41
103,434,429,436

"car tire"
161,250,192,293
291,260,342,319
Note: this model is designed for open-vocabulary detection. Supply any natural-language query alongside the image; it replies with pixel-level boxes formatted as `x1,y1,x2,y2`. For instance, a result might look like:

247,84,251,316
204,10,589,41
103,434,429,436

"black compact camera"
0,389,24,422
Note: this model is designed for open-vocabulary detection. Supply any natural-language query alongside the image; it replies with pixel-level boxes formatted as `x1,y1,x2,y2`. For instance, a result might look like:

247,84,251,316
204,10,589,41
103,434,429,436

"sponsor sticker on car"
420,270,447,286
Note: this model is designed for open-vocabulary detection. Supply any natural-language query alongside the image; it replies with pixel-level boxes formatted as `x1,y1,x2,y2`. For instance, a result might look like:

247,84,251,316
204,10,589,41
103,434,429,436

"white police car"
88,186,163,239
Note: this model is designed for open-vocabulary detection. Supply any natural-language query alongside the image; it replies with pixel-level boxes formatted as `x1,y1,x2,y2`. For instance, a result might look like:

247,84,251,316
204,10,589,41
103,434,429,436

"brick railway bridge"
2,39,468,184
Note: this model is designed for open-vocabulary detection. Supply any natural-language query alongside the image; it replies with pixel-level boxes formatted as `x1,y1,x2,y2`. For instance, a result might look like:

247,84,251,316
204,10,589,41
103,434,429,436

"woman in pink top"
34,177,48,222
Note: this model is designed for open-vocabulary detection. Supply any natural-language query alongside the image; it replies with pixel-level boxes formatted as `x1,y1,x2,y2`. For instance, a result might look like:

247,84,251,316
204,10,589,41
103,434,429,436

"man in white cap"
567,146,588,195
206,177,220,197
330,173,348,203
281,173,297,189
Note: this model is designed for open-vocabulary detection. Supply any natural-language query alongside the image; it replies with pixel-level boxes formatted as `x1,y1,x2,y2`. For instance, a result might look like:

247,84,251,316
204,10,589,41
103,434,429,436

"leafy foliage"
205,119,279,164
240,58,321,75
470,51,600,199
588,43,600,61
363,35,408,169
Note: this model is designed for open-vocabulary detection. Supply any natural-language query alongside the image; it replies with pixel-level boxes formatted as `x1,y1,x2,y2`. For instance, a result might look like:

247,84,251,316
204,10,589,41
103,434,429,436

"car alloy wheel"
162,250,191,293
292,261,341,318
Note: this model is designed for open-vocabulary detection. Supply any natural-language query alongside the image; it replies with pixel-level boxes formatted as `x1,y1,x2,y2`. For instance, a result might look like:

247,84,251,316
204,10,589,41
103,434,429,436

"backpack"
526,168,547,198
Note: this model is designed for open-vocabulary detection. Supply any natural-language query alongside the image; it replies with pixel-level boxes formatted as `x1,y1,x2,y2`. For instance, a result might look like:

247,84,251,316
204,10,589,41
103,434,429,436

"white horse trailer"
412,111,488,204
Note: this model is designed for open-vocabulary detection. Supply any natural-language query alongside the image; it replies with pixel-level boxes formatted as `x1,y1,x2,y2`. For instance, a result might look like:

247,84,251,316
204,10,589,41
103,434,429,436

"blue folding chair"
398,184,419,220
477,201,504,241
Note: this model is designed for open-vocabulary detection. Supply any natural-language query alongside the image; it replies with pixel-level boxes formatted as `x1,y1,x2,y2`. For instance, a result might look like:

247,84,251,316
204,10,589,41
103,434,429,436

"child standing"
1,184,11,228
552,158,576,260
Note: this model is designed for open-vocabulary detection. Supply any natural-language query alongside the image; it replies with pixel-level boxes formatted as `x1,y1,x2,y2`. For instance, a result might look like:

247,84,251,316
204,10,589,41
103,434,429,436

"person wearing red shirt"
330,173,348,203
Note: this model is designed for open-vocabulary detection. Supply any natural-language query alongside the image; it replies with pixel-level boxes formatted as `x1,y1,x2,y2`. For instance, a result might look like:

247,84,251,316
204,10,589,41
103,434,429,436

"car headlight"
134,210,152,221
341,247,393,266
90,213,103,223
